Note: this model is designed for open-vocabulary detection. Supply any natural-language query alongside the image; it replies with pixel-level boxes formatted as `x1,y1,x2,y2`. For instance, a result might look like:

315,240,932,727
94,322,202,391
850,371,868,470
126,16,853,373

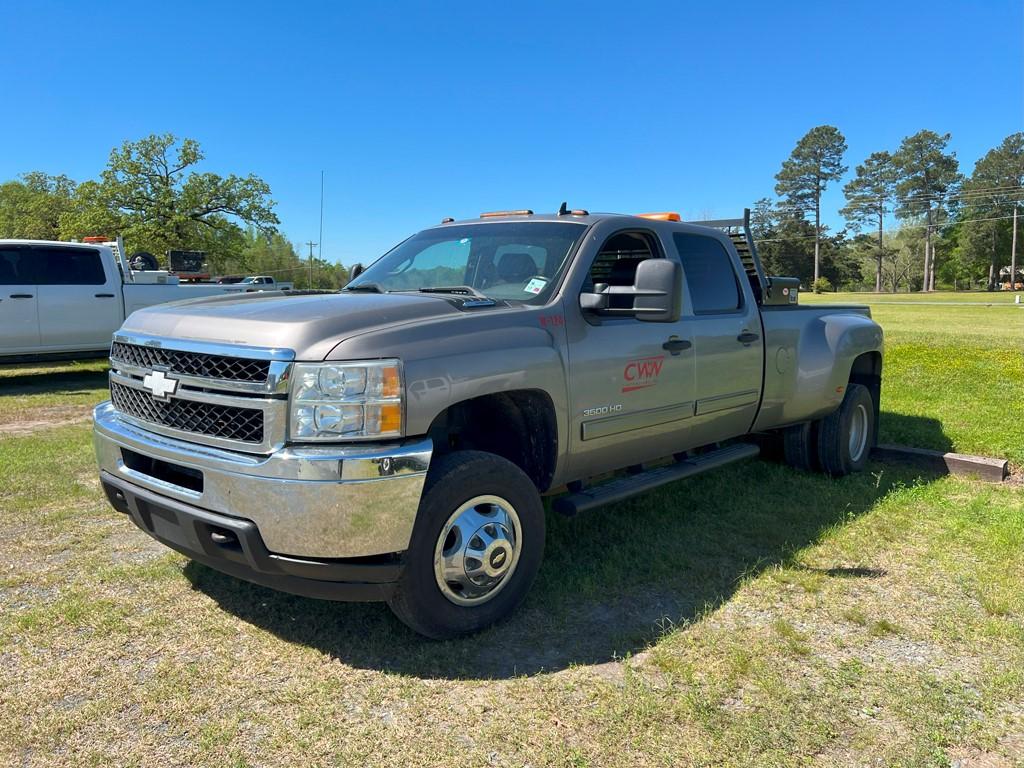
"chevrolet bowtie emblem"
143,370,179,401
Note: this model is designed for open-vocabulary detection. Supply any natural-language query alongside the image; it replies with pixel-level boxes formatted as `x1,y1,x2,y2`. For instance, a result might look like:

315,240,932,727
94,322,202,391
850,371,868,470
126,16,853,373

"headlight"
289,360,402,441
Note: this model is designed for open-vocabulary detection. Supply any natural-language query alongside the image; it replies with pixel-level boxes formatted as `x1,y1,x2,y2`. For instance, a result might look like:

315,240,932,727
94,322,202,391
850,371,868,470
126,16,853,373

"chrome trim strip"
695,389,760,417
113,331,295,361
109,370,287,454
94,402,432,558
109,357,292,396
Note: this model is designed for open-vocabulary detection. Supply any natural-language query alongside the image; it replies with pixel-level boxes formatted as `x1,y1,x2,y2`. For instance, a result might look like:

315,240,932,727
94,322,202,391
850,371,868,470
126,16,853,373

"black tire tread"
387,450,545,639
817,383,874,477
782,421,818,472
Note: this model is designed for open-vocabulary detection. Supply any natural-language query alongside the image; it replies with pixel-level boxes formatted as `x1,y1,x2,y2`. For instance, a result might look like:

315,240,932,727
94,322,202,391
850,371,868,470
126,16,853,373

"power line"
769,184,1024,215
753,212,1021,243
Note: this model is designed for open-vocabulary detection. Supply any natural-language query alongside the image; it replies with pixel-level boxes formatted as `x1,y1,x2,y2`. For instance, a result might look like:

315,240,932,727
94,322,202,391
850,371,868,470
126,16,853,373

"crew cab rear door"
565,228,697,479
671,232,763,444
0,245,41,353
36,245,123,351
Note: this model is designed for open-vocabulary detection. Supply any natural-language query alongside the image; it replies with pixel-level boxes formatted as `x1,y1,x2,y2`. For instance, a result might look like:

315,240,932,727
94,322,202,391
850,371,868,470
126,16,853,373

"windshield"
346,221,587,303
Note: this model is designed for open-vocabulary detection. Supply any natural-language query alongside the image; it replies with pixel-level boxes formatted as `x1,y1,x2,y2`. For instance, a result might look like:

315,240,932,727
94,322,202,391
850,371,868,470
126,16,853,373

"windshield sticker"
524,277,547,295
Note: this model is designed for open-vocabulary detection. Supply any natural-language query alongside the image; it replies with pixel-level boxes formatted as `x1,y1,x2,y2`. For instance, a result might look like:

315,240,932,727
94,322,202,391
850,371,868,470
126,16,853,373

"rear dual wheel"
783,383,875,477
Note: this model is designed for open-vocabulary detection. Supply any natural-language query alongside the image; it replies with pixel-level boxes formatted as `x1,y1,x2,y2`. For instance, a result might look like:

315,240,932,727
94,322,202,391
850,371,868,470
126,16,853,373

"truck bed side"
754,304,883,431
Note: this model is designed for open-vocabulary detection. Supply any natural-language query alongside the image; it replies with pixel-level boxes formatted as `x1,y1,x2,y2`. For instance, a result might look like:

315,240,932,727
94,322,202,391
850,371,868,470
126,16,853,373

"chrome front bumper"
92,402,432,559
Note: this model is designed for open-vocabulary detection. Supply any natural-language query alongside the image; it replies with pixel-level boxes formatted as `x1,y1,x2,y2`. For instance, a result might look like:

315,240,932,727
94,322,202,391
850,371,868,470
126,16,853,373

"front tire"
387,450,545,639
817,383,875,477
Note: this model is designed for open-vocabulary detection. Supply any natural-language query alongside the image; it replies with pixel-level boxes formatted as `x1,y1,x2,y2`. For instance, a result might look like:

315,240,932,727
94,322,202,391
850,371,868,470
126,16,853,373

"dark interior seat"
497,252,537,283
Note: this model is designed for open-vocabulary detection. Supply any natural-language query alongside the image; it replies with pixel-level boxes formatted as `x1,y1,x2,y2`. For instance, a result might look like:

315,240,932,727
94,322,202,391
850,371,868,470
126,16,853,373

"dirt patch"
949,732,1024,768
0,405,93,437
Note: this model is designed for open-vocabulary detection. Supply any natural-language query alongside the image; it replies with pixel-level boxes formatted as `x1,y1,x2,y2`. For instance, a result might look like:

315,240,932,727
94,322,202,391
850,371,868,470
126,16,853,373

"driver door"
566,230,697,479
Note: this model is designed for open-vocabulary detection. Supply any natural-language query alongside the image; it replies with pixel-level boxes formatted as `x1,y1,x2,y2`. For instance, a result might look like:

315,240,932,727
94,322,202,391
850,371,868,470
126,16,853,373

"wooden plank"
873,444,1009,482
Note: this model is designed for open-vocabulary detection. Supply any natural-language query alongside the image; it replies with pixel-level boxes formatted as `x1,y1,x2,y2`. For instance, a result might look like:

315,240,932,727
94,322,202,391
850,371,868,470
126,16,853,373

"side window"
585,231,658,289
583,231,660,312
35,247,107,286
673,233,742,313
0,248,32,285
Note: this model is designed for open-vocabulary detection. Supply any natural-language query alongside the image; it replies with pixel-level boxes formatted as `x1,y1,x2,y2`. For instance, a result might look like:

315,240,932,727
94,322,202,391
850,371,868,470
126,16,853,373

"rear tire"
817,383,875,477
387,450,545,639
782,421,819,472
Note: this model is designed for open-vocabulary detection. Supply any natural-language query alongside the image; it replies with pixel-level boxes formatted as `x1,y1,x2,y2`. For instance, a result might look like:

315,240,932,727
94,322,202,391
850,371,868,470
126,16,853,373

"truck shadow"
0,364,109,396
185,414,951,681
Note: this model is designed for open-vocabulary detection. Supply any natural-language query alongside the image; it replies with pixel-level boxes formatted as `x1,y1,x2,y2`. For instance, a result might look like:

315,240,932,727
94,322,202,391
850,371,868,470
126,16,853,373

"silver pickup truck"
93,207,883,638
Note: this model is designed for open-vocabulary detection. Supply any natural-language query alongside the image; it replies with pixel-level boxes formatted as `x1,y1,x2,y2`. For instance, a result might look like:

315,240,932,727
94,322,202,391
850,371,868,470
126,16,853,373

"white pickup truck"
0,239,255,361
234,275,294,291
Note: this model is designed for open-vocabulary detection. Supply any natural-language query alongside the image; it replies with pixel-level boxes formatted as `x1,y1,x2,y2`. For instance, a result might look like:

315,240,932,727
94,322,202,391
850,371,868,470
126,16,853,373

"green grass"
805,289,1023,304
803,292,1024,466
1,297,1023,766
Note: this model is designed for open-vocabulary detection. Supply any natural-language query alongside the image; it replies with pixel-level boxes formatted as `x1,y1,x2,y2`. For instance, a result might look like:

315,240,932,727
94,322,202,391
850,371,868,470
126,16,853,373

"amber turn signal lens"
381,366,400,398
378,403,402,433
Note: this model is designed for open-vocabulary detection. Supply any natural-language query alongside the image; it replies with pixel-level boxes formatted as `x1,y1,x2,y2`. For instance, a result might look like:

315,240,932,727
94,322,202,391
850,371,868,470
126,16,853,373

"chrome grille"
110,381,265,444
110,341,270,382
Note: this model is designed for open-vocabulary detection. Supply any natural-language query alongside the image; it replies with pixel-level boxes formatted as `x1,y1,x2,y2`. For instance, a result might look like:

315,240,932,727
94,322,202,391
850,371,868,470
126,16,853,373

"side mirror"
349,263,365,282
633,258,682,322
578,259,681,322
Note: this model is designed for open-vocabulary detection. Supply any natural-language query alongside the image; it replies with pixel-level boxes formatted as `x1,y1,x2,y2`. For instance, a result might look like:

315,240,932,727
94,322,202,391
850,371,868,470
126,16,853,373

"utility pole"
1012,206,1018,293
305,240,317,288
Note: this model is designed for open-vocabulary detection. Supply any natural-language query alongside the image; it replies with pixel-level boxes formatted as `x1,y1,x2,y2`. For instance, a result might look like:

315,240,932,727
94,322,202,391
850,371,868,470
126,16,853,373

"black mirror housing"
347,263,365,284
634,259,682,322
578,260,681,322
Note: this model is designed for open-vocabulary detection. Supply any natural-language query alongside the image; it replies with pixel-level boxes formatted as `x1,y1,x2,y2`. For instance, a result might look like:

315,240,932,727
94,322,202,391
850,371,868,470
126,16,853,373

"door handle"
737,331,760,344
94,293,116,298
9,294,33,299
662,337,692,354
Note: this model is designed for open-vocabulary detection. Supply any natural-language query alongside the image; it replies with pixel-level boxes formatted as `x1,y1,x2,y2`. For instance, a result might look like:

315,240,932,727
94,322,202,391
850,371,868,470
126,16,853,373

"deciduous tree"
0,172,76,240
60,134,279,272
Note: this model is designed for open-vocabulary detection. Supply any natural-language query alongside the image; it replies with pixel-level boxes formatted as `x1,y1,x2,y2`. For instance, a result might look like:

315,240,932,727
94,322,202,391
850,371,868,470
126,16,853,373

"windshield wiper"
417,285,490,299
343,282,384,293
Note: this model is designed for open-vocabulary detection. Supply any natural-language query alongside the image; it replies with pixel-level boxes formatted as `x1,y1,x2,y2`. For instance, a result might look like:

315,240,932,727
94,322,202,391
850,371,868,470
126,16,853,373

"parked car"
225,275,295,291
93,207,883,638
0,238,242,361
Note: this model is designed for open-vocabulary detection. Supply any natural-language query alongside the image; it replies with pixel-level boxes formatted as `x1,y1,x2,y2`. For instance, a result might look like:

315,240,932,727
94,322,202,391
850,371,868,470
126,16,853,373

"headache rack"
687,208,768,304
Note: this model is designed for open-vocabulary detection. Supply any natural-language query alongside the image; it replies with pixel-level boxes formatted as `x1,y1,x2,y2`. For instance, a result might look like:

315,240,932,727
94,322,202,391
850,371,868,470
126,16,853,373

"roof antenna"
557,201,568,216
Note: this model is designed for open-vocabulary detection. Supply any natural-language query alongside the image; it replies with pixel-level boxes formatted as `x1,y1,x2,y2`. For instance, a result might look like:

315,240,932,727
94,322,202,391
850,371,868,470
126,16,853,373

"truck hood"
120,291,463,360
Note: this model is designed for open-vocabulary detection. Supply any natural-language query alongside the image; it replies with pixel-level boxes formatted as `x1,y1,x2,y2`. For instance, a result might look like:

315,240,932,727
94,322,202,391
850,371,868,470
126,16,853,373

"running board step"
552,443,760,517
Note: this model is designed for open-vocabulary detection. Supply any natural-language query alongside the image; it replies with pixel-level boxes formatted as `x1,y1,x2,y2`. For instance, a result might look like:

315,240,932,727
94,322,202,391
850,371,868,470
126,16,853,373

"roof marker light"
636,212,681,221
480,209,534,218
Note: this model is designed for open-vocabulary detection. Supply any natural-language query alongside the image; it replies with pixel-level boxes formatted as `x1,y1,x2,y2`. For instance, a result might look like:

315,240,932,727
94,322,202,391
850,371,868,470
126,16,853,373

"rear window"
673,233,742,313
0,248,31,285
35,247,107,285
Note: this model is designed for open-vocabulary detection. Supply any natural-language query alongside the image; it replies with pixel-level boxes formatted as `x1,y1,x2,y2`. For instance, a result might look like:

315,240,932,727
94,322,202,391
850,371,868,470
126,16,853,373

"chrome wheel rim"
433,495,522,607
849,403,869,462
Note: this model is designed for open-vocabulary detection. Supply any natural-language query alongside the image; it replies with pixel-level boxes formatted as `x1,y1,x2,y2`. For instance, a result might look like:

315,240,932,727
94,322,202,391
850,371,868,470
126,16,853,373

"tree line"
755,127,1023,292
0,134,347,289
1,130,1020,293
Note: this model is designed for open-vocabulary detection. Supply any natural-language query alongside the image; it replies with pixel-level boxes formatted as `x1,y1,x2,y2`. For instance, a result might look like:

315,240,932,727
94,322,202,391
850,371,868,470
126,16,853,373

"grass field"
1,298,1022,767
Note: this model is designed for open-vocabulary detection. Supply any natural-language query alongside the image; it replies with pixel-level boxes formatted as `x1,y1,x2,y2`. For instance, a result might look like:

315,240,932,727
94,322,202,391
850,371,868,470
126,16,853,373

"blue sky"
2,0,1021,266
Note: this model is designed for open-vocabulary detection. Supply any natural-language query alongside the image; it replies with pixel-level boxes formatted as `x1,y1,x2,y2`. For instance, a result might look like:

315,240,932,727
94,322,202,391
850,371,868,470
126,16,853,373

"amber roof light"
479,210,534,218
636,212,681,221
